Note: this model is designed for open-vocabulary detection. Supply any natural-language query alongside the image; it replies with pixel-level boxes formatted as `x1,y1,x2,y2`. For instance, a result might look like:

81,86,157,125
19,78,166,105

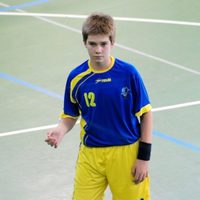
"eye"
88,42,97,47
101,42,108,47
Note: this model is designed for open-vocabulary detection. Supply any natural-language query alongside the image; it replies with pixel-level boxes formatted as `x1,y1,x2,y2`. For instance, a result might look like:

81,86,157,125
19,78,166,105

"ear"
111,42,115,48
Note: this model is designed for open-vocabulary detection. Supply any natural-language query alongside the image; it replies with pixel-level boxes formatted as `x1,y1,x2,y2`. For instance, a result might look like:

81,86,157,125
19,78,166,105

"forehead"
87,34,110,42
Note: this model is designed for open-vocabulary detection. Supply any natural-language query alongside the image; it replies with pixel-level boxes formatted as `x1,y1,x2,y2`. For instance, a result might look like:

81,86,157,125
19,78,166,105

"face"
84,34,114,69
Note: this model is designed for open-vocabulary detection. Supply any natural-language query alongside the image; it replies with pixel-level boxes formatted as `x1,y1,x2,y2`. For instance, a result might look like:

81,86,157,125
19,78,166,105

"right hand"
45,127,66,148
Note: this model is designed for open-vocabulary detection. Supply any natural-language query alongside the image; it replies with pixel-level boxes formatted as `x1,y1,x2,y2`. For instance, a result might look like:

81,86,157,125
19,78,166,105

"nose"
95,45,102,54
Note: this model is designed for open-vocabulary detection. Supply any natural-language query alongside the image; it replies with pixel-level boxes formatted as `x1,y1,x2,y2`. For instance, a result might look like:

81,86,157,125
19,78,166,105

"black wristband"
137,141,152,161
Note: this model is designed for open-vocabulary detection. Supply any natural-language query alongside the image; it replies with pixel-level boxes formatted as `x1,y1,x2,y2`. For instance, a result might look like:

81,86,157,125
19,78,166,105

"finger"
134,172,145,184
46,137,57,147
45,132,52,142
45,136,52,144
134,176,141,184
132,167,138,183
133,170,140,184
46,139,54,146
45,137,50,143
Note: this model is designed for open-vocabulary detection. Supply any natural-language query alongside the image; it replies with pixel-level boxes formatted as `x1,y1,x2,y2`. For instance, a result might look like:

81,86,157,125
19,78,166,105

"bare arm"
132,111,153,184
140,111,153,143
45,117,77,148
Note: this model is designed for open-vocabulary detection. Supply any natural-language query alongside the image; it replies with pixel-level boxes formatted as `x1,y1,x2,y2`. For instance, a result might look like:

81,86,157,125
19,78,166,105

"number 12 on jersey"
84,92,96,107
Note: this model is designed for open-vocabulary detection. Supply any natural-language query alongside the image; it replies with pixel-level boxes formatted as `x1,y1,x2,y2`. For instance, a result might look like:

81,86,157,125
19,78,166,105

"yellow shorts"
72,142,150,200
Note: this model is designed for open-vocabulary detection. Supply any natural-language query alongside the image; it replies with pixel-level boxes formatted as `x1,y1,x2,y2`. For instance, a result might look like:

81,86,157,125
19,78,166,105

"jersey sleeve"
131,68,152,117
60,74,80,119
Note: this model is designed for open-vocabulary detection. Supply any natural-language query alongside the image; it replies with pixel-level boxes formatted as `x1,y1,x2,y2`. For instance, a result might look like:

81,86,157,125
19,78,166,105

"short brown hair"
82,12,116,44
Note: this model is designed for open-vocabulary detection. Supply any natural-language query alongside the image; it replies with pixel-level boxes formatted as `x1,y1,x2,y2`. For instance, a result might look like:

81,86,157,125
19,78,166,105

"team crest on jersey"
121,87,130,98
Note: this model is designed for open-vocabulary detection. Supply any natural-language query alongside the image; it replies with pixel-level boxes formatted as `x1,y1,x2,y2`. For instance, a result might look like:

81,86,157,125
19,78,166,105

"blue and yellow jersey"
61,57,151,147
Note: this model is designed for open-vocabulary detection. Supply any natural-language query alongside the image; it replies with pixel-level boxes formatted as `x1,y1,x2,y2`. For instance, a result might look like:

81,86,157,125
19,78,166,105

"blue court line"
0,72,63,100
153,131,200,153
0,0,50,12
1,72,200,153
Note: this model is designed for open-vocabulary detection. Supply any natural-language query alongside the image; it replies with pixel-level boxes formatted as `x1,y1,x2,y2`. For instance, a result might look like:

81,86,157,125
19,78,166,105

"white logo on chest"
95,78,112,83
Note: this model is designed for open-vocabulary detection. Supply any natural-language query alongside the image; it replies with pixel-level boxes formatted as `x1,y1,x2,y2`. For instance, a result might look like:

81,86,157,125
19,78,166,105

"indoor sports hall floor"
0,1,200,199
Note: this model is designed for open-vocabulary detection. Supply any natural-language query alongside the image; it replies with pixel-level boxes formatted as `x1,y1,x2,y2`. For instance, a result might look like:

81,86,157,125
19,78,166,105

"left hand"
132,159,149,184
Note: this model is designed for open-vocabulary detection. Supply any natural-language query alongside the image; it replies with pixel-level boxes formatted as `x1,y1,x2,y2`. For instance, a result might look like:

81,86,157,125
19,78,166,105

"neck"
90,57,111,71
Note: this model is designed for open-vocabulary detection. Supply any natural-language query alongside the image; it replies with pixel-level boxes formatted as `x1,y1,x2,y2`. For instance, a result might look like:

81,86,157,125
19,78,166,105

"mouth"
94,55,103,59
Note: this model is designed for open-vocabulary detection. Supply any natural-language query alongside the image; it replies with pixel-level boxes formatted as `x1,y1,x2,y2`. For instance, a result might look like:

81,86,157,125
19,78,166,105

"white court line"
0,8,200,75
0,101,199,137
0,2,7,6
1,12,200,27
115,44,200,75
0,4,199,137
0,120,80,137
0,124,58,137
1,4,200,75
152,100,200,112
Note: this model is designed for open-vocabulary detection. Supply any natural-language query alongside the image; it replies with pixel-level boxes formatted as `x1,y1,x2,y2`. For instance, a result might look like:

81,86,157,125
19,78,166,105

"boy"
45,12,153,200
